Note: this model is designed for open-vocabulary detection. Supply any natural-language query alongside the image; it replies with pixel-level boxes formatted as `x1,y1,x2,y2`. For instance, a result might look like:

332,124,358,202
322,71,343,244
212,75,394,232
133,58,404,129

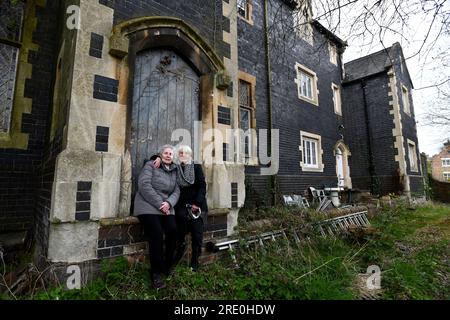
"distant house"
431,141,450,182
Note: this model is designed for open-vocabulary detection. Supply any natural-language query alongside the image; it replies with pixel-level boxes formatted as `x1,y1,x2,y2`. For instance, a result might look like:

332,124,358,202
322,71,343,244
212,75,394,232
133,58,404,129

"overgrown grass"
7,202,450,300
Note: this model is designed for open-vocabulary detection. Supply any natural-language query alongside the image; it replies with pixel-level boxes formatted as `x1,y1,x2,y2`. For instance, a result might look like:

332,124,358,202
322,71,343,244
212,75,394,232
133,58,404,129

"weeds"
6,202,450,300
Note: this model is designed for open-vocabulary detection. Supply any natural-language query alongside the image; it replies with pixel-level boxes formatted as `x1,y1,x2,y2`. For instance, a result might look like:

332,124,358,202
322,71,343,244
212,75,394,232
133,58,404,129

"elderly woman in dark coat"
133,144,180,289
153,145,208,272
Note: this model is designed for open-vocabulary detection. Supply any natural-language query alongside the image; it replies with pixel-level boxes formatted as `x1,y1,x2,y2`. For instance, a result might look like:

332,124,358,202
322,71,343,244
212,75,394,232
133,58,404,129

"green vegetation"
4,203,450,300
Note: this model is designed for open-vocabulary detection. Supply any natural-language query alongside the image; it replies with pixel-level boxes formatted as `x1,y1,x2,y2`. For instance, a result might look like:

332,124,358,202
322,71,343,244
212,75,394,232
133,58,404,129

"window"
0,1,24,133
402,85,410,115
238,72,256,163
295,63,318,105
239,80,251,158
408,140,418,172
300,131,323,172
329,42,338,65
218,105,231,125
332,83,342,115
292,4,313,45
442,158,450,167
237,0,252,24
443,172,450,181
240,107,250,158
303,137,318,167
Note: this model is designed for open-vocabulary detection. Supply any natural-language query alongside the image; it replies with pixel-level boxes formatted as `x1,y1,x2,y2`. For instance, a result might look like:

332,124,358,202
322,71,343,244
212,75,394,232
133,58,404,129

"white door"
336,148,345,187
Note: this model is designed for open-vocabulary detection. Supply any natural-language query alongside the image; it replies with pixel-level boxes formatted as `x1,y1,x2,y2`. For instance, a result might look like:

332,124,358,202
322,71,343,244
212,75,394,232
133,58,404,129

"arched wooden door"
130,49,200,189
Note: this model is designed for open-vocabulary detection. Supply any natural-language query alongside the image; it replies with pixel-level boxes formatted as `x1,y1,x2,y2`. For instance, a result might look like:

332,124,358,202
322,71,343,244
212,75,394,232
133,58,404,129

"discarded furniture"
283,194,310,209
309,187,332,211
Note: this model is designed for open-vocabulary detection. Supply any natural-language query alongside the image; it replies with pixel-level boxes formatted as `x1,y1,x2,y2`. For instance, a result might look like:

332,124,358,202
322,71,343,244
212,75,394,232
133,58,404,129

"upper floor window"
329,42,338,65
0,1,24,133
407,140,418,172
237,0,253,24
402,85,411,115
239,79,252,159
295,63,318,106
442,158,450,167
332,83,342,115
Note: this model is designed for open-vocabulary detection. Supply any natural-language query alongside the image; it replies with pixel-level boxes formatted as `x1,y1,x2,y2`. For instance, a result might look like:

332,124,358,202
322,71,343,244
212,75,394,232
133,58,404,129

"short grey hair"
158,144,175,155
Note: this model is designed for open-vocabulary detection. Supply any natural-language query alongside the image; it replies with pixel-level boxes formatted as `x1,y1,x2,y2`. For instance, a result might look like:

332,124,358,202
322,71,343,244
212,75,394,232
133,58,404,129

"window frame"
238,71,257,165
300,131,324,172
329,42,338,65
442,158,450,167
402,84,411,116
295,62,319,106
443,172,450,181
237,0,253,25
407,139,418,172
0,2,25,134
332,83,342,115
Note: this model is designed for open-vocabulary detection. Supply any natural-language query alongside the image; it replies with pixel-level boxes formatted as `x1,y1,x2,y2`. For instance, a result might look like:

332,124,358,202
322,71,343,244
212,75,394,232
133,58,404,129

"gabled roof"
311,20,347,49
344,42,414,88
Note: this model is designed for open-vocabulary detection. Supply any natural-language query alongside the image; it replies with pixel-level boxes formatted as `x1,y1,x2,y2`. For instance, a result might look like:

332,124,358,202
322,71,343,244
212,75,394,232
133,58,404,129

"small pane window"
302,137,318,167
237,0,249,20
442,159,450,167
402,85,410,115
0,1,24,133
408,142,418,172
239,80,251,108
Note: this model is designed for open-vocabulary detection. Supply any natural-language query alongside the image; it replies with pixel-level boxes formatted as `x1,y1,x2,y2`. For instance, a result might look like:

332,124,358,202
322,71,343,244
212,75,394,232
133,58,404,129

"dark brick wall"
0,1,61,238
342,73,399,194
99,0,229,60
240,0,345,200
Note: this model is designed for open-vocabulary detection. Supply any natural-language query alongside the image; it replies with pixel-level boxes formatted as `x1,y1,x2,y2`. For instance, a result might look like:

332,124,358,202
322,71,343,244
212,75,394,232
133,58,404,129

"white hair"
176,145,193,164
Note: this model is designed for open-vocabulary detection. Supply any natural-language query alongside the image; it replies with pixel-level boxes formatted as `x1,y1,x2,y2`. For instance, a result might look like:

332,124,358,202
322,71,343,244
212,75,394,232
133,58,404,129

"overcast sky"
313,0,450,157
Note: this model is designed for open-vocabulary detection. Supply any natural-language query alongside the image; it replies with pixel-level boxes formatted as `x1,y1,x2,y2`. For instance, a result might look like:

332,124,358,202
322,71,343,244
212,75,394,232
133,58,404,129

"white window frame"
407,139,418,172
332,83,342,115
300,131,324,172
329,42,338,65
441,158,450,167
294,63,319,106
402,84,411,115
443,172,450,181
237,0,253,24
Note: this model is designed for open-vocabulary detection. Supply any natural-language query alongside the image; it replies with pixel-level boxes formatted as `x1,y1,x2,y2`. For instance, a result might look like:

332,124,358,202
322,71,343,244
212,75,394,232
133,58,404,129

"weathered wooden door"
131,49,200,186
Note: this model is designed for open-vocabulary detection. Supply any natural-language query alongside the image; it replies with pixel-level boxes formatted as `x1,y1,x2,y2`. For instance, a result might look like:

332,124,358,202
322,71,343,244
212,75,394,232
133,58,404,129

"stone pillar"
48,0,127,263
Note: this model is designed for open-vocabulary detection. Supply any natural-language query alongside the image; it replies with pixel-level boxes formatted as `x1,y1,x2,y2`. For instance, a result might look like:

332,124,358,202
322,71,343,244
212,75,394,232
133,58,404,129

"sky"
313,0,450,157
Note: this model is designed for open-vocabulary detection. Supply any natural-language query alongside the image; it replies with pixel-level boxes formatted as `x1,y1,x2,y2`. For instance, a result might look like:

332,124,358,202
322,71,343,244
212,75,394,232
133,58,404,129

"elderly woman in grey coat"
133,144,180,290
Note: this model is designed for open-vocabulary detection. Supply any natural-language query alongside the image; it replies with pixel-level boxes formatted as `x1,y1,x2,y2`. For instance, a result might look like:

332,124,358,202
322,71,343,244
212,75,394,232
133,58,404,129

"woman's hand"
159,201,171,214
153,157,161,168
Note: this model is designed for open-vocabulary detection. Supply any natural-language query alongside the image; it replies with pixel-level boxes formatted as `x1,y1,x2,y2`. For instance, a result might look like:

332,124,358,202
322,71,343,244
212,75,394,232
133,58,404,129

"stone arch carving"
109,16,225,75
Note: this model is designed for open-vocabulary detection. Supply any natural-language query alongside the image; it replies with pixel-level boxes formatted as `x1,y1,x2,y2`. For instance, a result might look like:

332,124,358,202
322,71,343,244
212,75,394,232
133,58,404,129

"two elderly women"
133,144,207,290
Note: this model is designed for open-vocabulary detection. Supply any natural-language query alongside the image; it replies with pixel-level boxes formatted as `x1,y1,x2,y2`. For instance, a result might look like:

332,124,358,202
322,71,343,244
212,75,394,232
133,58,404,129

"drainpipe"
361,80,376,193
263,0,276,205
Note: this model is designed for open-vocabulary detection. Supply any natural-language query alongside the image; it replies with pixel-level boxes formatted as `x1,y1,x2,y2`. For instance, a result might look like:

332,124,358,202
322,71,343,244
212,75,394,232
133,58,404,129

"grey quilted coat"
133,162,180,216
